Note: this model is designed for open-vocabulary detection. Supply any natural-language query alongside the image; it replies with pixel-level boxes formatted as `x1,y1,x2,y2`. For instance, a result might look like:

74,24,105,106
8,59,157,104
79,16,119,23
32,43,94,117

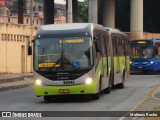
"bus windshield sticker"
59,39,84,44
38,63,60,68
72,61,80,69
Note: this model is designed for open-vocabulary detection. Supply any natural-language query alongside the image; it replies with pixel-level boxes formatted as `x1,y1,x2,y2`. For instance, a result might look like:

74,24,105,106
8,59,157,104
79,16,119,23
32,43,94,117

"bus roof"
35,23,105,38
40,23,104,31
131,38,160,42
130,38,160,47
104,27,126,35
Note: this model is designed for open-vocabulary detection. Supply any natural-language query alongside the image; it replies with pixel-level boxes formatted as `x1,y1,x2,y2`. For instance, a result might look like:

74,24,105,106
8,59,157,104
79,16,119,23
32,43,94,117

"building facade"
0,1,66,26
0,23,37,73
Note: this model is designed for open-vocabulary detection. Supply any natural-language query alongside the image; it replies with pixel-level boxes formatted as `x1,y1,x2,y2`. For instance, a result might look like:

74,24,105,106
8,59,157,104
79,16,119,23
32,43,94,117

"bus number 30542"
63,80,74,85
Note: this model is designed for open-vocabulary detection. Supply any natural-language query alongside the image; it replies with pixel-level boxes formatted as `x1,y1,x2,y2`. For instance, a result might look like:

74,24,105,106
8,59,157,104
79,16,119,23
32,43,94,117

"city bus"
130,38,160,73
31,23,130,101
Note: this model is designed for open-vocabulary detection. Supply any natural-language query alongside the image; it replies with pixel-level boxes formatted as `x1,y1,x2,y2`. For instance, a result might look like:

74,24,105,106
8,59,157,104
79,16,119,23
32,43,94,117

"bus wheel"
44,96,52,102
103,83,111,94
93,80,101,100
93,92,100,100
103,73,112,94
142,70,148,74
118,72,125,89
103,86,111,94
118,82,124,89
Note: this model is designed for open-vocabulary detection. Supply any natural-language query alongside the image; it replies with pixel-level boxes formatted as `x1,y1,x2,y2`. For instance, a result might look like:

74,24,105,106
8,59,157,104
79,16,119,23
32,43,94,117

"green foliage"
10,0,18,13
0,9,2,16
77,0,88,22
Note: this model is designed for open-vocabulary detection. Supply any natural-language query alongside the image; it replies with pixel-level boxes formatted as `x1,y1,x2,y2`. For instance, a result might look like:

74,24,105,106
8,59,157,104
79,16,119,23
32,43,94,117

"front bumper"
34,82,96,97
130,64,154,71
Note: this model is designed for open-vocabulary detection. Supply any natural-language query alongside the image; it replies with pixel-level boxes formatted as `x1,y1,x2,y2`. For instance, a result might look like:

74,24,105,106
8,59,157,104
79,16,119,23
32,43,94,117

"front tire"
117,82,124,89
103,73,112,94
117,71,125,89
93,92,100,100
44,96,52,102
142,70,148,74
93,79,101,100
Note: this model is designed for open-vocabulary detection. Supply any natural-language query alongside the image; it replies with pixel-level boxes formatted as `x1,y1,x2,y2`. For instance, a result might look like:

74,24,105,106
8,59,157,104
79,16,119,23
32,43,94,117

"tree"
77,0,102,23
77,0,88,22
0,9,2,16
10,0,18,13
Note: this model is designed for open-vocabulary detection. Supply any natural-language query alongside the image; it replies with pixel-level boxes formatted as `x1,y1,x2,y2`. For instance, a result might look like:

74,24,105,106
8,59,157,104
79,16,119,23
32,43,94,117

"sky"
55,0,66,4
55,0,84,4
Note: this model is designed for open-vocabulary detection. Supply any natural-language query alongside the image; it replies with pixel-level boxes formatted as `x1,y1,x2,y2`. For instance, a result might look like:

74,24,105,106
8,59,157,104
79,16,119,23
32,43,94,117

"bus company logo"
2,112,11,117
57,77,69,80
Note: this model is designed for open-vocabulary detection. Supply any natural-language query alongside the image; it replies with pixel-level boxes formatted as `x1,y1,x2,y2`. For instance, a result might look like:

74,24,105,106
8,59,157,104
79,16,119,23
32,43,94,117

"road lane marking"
119,83,160,120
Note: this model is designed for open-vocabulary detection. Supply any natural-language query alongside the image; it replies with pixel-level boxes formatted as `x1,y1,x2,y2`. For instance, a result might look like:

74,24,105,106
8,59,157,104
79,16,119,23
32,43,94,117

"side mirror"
28,46,32,55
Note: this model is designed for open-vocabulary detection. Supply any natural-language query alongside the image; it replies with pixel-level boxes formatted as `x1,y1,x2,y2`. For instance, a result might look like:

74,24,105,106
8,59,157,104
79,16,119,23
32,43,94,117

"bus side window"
94,36,100,52
113,36,118,56
155,48,159,58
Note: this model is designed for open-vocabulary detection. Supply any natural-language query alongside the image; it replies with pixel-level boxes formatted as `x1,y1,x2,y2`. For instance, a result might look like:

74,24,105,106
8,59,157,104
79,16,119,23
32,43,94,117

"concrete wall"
0,23,37,73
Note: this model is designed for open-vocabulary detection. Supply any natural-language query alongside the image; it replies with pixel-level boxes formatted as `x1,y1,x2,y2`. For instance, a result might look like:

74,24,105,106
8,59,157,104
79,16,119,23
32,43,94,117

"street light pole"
67,0,73,23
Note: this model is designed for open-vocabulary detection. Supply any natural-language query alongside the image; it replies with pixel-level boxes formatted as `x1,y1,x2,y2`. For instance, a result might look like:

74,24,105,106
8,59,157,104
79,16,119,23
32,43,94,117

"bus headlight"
85,78,92,85
130,61,132,64
150,61,154,64
35,79,42,86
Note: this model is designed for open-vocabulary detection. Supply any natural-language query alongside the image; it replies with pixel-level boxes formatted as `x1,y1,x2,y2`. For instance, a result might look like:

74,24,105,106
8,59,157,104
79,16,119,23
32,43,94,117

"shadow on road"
37,87,124,104
130,71,160,75
38,95,95,103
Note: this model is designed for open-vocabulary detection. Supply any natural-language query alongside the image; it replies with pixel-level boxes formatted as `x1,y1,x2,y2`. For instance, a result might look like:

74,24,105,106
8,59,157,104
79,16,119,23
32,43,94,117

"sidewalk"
0,73,34,91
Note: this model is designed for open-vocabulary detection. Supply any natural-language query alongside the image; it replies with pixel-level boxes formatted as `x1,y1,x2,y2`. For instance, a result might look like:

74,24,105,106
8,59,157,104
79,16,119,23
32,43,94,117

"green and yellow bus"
32,23,130,101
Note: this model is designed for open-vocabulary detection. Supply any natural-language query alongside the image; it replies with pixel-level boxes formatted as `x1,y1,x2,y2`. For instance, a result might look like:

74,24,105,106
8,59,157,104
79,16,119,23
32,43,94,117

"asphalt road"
0,73,160,120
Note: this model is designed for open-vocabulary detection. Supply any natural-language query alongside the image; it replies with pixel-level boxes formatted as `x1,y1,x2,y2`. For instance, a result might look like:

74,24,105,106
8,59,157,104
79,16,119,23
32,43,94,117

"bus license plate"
59,89,69,93
138,66,143,69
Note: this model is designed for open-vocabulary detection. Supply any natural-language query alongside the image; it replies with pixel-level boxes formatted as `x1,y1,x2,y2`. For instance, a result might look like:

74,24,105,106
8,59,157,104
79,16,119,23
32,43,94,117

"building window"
2,34,4,41
33,7,35,11
8,18,10,23
26,18,29,24
11,34,13,41
14,35,16,41
7,34,9,41
38,6,42,11
20,35,22,42
22,35,25,42
17,35,19,41
5,34,7,41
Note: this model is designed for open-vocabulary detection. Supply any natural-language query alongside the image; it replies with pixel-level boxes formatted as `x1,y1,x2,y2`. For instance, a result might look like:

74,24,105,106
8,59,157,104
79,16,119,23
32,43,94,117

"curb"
0,82,33,92
0,77,34,92
0,75,33,84
0,76,24,84
119,83,160,120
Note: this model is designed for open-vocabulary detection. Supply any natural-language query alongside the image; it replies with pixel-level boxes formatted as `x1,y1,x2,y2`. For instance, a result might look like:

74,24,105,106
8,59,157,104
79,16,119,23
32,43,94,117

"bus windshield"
34,37,93,71
130,45,153,59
